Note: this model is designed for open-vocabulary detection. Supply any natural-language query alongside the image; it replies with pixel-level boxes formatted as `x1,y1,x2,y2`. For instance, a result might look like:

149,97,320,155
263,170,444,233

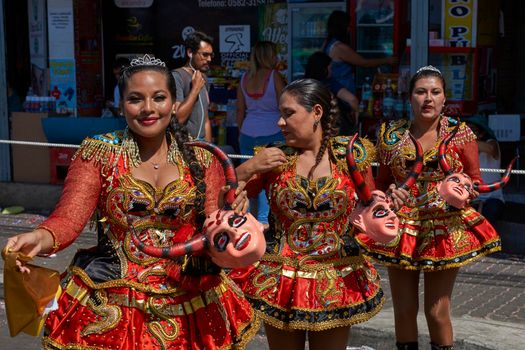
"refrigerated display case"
287,1,346,82
349,0,406,89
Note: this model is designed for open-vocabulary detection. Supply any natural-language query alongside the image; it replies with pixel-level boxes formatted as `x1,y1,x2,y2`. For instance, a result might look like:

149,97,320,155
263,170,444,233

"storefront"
2,0,525,183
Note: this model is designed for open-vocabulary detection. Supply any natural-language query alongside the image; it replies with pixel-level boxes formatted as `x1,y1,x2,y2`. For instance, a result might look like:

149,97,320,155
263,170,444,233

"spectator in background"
466,115,505,223
304,51,359,135
236,40,286,227
322,10,397,133
172,31,213,141
109,56,130,115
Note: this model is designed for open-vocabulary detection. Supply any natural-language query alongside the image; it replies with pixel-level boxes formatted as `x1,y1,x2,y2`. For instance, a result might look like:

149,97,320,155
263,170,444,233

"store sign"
442,53,473,100
442,0,477,47
47,0,75,59
50,59,77,114
219,25,251,69
114,0,153,8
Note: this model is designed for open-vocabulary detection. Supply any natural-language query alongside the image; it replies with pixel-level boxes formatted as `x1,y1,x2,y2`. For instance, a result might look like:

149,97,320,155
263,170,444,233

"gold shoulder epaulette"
331,135,376,172
73,130,125,166
444,117,476,145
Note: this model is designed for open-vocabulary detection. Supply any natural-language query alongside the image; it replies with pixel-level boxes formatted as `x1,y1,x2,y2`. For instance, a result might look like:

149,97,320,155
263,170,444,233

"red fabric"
38,157,102,252
458,139,483,183
45,275,256,350
356,119,500,270
231,138,383,331
40,135,259,349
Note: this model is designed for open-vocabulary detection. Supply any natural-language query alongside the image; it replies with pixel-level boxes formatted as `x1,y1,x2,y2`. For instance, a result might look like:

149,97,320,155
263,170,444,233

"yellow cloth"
2,248,61,336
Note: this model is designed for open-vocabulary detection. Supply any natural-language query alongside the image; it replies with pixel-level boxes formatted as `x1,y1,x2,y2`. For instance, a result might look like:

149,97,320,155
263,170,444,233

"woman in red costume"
355,66,502,350
230,79,383,350
4,54,260,349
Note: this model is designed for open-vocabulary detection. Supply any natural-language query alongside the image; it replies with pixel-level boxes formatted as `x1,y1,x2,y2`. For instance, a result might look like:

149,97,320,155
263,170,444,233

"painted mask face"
204,209,265,268
438,173,473,209
350,190,399,243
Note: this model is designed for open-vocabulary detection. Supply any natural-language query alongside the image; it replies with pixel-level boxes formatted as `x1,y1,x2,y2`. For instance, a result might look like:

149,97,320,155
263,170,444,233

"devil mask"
347,133,423,243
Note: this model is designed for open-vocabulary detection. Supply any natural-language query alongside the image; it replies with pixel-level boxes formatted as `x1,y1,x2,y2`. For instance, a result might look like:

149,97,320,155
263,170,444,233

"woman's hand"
217,181,250,215
4,229,55,273
251,147,286,173
387,183,410,211
236,147,286,182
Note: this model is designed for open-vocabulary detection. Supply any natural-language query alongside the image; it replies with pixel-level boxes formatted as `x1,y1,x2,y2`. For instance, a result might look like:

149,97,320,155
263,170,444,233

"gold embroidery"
81,290,122,337
147,319,179,350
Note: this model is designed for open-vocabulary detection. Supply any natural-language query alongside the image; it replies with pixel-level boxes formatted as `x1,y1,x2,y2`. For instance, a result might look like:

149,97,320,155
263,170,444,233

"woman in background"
237,40,286,227
304,51,359,134
322,10,397,134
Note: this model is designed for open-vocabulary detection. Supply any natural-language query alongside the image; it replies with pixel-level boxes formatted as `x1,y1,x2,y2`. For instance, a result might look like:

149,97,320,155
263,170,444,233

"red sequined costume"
356,117,501,270
38,131,259,349
230,136,384,331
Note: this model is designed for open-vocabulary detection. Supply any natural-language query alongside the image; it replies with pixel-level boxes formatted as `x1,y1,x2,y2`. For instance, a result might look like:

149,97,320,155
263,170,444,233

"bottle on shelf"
360,76,372,117
361,76,372,102
382,78,394,120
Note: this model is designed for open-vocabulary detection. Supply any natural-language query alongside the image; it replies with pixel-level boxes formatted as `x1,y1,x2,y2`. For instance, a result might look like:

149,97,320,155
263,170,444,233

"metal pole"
0,0,12,181
410,0,429,76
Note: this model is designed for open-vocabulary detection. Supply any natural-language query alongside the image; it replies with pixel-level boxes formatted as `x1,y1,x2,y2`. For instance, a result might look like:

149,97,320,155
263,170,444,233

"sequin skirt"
42,269,259,350
229,254,384,332
356,207,501,271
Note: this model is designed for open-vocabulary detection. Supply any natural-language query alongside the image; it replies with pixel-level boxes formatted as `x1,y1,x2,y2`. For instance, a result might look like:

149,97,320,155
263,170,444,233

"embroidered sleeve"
458,140,482,183
37,156,102,253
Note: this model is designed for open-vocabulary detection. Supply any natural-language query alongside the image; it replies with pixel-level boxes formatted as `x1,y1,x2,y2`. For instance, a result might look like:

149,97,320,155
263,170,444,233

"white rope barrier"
0,139,522,173
0,139,252,160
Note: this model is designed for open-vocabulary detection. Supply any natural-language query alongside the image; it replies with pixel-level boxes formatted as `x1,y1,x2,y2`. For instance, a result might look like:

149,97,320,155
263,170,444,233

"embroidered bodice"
376,117,480,217
249,136,375,259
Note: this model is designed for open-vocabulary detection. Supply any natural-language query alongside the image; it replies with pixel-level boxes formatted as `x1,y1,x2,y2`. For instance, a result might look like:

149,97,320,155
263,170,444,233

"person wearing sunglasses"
172,31,214,141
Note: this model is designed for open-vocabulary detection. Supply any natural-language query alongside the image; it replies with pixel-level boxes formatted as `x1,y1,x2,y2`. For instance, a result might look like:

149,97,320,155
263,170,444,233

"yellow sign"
443,0,477,47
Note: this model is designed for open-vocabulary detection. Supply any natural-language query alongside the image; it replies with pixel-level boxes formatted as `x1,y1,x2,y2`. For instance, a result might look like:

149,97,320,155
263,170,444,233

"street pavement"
0,213,523,350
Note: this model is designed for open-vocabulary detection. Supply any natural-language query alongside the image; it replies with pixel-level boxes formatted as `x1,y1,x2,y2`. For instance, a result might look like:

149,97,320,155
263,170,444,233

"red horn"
346,133,373,205
129,221,208,259
474,156,518,193
186,140,237,206
398,133,424,191
438,123,460,175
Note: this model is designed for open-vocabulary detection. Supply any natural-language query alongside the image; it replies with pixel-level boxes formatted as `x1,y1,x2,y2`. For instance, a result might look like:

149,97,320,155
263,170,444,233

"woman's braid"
171,120,206,228
307,94,340,179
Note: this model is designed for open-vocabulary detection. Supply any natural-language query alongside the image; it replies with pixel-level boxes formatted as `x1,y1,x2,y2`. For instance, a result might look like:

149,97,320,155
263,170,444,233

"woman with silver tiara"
3,54,261,349
355,65,510,350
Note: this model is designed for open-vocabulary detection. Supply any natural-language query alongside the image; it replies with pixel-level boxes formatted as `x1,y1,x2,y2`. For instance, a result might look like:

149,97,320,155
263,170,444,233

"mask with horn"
437,124,518,209
348,133,423,243
129,141,265,269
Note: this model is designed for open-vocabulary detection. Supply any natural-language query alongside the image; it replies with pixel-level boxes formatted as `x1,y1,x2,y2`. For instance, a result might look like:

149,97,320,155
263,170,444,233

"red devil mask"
438,122,517,208
130,141,266,268
348,133,423,243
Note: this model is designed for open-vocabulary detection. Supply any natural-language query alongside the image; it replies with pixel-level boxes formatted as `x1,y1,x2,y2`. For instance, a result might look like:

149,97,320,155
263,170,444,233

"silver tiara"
130,54,166,67
416,65,441,75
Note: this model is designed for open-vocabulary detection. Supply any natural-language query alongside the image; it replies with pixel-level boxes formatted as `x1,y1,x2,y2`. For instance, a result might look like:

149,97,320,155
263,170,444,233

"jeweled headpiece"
416,65,441,75
130,54,166,67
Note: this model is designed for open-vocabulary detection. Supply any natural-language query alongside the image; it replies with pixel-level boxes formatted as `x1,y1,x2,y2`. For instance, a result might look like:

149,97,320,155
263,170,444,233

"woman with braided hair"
230,79,383,350
355,66,506,350
3,54,260,349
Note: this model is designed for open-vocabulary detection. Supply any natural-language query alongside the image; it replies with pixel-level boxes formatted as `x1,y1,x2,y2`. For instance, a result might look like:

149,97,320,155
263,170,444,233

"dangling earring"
313,119,320,127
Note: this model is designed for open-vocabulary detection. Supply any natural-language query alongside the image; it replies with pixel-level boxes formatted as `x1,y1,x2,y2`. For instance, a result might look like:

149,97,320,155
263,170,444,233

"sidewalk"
0,213,524,350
